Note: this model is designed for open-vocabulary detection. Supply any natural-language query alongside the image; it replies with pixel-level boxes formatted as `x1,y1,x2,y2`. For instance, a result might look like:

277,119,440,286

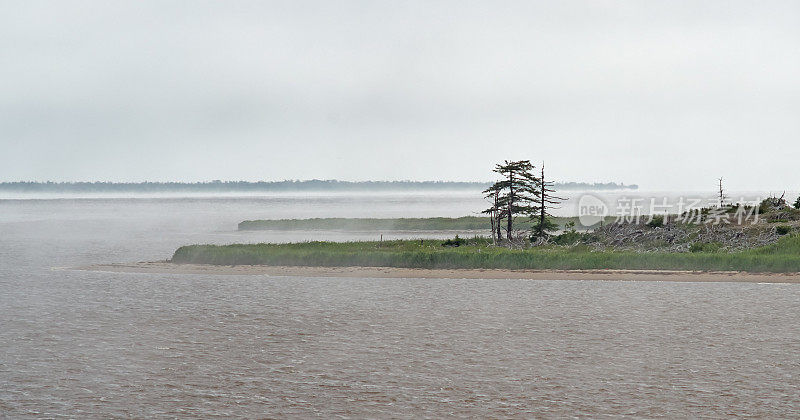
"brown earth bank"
73,262,800,283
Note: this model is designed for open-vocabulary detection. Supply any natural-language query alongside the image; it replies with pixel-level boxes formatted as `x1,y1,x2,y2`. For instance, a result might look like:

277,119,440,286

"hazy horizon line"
0,179,637,185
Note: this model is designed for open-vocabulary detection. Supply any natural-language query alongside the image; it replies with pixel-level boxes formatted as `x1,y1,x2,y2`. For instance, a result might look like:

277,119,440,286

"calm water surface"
1,193,799,417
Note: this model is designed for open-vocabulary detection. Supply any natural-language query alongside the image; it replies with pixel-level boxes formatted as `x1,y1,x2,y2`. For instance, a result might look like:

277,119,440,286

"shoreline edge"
72,262,800,283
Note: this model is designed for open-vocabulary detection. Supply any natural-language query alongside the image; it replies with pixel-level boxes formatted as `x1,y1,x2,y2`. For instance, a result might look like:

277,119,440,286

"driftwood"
588,218,781,253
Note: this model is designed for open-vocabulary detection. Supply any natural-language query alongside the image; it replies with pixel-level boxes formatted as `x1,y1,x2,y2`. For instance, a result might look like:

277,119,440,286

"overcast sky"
1,1,798,190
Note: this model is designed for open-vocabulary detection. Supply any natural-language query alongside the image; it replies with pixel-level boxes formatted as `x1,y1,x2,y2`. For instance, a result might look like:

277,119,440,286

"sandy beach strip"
72,262,800,283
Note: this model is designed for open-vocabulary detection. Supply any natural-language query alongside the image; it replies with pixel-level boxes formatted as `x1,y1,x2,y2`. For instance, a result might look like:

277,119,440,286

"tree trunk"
489,210,496,244
494,191,501,242
506,172,514,242
539,165,546,237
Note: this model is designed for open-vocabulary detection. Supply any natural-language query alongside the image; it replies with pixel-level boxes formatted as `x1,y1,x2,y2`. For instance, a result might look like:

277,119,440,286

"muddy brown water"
1,193,798,417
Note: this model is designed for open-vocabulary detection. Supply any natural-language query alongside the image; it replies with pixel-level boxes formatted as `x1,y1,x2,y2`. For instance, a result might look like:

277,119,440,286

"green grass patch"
172,234,800,273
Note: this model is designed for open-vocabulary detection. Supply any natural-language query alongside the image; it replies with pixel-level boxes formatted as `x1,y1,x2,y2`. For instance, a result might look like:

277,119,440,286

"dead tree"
482,186,504,243
532,162,566,239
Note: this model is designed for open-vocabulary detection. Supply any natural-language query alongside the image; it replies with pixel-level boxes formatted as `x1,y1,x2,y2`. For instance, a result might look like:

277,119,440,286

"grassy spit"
172,234,800,273
238,216,607,231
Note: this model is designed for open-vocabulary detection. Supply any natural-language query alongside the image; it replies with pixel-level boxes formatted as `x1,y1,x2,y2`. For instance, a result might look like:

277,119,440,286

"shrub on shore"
441,235,466,247
646,215,664,228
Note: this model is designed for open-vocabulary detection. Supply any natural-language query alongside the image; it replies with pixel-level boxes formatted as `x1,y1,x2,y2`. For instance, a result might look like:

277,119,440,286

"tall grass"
172,235,800,273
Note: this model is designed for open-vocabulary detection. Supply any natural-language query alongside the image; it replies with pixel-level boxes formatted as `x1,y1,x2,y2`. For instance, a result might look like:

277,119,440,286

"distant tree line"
556,181,638,190
0,180,638,192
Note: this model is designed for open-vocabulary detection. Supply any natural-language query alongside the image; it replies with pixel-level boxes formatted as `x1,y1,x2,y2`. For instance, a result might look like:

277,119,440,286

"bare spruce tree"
483,160,541,241
717,177,726,208
482,184,504,242
531,162,565,239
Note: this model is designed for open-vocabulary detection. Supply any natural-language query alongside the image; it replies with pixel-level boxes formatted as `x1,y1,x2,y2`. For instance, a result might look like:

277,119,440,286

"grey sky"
1,1,798,189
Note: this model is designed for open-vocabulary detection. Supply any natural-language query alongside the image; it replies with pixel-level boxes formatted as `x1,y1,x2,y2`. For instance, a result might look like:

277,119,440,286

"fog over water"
1,193,799,417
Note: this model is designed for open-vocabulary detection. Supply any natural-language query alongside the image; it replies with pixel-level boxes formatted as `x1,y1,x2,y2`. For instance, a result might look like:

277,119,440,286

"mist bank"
0,180,638,193
171,234,800,273
238,216,608,231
